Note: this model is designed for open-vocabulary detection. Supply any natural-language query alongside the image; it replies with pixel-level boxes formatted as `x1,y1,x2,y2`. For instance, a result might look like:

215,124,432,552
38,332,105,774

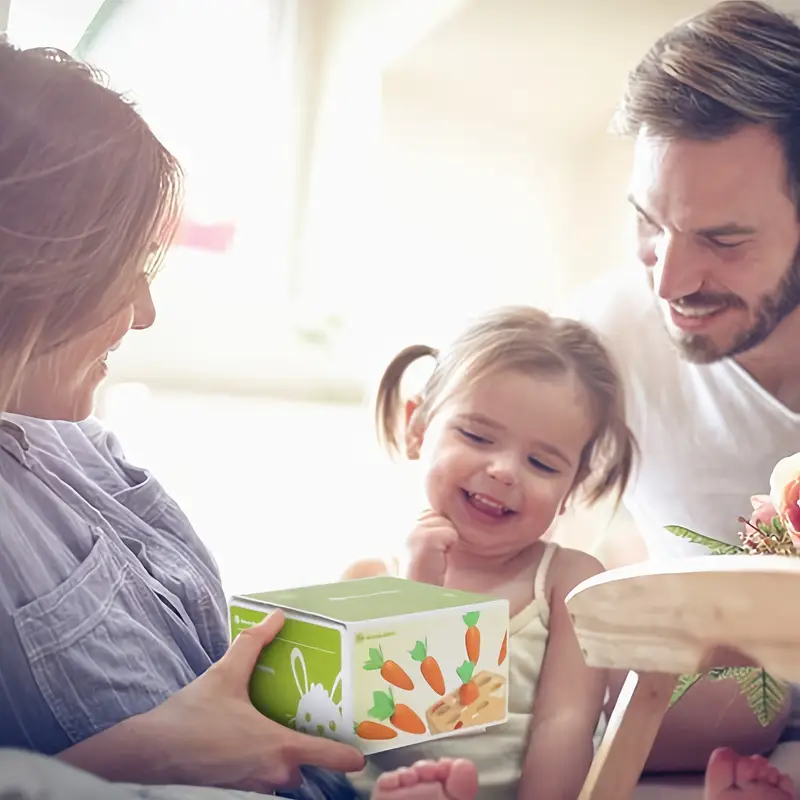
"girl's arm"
341,511,457,585
518,549,607,800
340,557,397,580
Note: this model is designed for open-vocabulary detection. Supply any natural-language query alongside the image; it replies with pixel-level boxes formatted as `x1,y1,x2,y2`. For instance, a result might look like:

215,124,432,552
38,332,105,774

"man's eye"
708,237,746,249
636,213,658,230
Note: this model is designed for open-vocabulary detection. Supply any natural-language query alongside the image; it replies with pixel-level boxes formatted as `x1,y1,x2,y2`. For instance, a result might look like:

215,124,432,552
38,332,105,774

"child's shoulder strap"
533,541,558,601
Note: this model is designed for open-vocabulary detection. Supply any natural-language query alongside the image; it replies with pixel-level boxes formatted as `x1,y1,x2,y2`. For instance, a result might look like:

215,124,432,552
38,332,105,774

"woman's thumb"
221,609,285,685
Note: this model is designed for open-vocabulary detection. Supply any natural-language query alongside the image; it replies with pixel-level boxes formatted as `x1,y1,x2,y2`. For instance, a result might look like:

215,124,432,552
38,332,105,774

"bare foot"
704,747,794,799
371,758,478,800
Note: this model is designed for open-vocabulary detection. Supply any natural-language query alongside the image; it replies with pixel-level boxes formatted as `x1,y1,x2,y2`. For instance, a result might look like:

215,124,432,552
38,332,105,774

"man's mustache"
671,292,746,311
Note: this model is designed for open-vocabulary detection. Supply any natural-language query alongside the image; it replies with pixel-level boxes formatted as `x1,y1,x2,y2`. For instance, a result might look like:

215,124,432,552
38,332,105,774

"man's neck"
734,309,800,411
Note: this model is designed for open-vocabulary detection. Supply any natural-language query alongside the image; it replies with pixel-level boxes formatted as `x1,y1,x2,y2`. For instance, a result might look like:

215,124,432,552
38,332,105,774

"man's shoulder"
555,269,670,374
556,269,654,336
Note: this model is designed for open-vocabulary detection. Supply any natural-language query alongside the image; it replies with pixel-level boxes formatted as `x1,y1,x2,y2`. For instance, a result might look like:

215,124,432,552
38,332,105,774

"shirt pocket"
110,462,201,557
13,534,197,745
111,463,165,524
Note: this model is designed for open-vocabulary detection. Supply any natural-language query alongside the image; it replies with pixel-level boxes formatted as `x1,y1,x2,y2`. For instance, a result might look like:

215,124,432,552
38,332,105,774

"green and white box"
229,576,510,754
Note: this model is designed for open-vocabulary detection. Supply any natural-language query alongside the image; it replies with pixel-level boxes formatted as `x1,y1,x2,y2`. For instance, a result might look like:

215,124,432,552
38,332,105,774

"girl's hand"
406,509,459,586
61,610,365,793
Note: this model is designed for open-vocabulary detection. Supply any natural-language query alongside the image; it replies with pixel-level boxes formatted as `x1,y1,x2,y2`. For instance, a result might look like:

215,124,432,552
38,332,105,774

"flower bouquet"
666,454,800,726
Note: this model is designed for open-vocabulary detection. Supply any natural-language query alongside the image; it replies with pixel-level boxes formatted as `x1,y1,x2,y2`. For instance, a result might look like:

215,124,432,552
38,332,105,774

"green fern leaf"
670,673,702,707
736,668,788,727
708,667,753,682
665,525,747,555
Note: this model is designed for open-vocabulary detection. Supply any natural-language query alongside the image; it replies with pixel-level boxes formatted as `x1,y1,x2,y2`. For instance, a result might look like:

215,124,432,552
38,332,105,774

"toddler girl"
345,306,637,799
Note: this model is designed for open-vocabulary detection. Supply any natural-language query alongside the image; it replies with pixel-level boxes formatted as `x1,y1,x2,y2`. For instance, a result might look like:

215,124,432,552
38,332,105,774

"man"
564,0,800,775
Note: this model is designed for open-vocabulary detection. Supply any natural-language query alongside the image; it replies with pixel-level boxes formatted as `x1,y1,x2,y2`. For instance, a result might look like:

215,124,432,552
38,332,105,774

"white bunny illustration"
288,646,343,738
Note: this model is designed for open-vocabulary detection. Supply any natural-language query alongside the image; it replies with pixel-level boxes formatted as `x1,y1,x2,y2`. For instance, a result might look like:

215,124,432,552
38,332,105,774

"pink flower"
769,453,800,548
748,494,778,530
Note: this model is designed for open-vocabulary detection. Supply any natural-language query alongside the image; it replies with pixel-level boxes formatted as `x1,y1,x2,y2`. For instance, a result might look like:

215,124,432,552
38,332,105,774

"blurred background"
7,0,795,593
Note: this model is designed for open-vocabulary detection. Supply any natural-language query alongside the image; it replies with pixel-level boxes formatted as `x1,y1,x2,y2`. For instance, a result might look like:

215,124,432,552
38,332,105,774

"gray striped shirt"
0,414,229,753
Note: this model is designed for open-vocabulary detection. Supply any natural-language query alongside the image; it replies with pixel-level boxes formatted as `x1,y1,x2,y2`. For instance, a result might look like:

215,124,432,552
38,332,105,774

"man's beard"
659,247,800,364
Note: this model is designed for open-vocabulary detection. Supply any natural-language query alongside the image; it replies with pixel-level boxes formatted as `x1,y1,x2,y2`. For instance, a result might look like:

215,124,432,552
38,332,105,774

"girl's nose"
486,457,516,487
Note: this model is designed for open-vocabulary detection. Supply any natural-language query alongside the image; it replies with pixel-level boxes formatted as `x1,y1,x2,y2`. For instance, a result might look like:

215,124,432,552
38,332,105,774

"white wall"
0,0,10,32
375,75,573,340
7,0,102,50
295,0,472,352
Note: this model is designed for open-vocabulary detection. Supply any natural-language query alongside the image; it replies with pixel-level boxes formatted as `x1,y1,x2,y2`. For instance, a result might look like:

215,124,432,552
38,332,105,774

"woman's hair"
375,306,637,506
616,0,800,207
0,40,183,411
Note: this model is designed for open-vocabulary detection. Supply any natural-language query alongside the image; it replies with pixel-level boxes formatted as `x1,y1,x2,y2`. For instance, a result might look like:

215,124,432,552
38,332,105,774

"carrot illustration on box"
363,646,414,691
228,576,509,756
409,639,445,696
421,613,507,736
354,606,508,745
463,612,481,662
363,689,426,736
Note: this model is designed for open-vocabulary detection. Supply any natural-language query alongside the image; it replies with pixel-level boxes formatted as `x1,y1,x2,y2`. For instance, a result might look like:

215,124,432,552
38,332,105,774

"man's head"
619,0,800,363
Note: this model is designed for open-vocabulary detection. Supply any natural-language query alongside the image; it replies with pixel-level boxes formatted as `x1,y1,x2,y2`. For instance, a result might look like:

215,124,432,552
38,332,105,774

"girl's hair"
0,41,183,412
375,306,637,506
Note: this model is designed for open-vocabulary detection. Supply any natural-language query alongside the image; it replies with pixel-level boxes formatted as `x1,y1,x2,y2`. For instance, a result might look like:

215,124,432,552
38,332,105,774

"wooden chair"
565,554,800,800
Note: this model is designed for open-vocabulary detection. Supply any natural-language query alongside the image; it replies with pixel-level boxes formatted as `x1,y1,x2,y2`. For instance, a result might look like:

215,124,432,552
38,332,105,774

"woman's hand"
60,610,365,793
406,509,458,586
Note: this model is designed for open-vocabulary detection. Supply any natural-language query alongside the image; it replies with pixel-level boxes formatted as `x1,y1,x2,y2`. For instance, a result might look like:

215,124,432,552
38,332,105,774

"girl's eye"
457,427,490,445
528,456,558,474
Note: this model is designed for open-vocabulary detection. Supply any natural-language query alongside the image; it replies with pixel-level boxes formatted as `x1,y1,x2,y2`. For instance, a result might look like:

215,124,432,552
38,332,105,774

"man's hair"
616,0,800,205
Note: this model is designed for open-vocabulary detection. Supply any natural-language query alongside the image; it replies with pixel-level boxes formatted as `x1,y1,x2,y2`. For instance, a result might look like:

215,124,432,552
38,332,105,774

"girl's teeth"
467,491,509,513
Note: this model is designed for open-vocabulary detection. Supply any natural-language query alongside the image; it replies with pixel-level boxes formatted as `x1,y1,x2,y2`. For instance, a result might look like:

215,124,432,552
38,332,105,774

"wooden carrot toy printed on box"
229,576,510,754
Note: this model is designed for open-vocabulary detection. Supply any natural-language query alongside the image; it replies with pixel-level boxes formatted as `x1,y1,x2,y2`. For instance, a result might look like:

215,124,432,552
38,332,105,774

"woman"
0,40,478,800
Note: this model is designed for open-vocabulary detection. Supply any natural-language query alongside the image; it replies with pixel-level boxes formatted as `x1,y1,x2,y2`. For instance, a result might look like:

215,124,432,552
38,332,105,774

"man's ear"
404,397,425,460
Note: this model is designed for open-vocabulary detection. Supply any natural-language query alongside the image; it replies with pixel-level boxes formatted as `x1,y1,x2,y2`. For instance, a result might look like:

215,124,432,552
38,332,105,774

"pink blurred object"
174,218,236,252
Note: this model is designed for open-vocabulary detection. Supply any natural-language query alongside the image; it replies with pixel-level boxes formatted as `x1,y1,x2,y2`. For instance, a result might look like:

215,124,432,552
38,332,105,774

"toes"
397,768,421,789
409,761,444,784
375,772,402,791
705,748,738,795
778,773,795,795
432,759,454,783
373,758,475,800
444,759,479,800
765,765,783,787
736,754,770,786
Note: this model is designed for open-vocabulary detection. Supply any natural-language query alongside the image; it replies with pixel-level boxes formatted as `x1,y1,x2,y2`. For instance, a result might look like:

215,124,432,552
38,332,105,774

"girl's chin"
451,533,529,561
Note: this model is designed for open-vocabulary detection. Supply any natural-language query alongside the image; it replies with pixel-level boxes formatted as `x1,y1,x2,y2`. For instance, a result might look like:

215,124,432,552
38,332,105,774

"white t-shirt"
560,269,800,558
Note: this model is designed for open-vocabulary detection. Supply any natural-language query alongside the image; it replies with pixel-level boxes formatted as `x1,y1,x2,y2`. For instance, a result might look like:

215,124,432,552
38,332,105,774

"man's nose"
652,234,704,301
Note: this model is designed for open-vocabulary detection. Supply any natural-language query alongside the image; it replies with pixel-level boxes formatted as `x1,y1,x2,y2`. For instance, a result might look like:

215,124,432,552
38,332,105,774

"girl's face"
10,276,156,421
407,369,595,557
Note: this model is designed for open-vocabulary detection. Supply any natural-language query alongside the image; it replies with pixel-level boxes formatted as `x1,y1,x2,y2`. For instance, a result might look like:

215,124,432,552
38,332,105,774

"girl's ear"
404,397,425,460
559,483,578,515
